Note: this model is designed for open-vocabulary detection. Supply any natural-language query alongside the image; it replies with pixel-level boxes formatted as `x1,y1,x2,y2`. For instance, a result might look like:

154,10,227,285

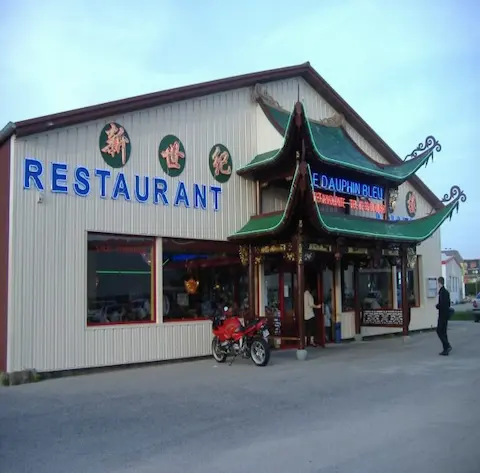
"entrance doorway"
304,265,334,346
264,261,297,348
264,259,335,348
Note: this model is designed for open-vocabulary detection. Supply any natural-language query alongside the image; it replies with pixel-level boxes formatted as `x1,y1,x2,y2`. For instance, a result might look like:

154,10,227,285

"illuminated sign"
311,172,385,200
22,158,223,211
314,191,386,214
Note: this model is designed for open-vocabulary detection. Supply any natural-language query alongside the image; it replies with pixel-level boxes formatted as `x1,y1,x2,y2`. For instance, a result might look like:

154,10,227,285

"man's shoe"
447,346,452,353
439,350,449,356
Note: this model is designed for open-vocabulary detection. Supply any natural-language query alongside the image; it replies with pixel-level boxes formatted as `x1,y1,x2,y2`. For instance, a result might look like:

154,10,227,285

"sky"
1,0,478,257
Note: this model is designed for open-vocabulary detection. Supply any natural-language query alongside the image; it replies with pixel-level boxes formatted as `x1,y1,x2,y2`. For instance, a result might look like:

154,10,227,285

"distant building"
464,259,480,295
442,249,465,303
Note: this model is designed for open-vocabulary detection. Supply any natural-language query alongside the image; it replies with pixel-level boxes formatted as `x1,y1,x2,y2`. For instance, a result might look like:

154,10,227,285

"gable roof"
442,256,463,269
0,61,442,209
442,249,464,263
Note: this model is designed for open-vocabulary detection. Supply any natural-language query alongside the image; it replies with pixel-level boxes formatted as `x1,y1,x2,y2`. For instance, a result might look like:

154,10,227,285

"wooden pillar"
248,245,256,320
400,246,409,336
354,263,361,335
296,234,306,350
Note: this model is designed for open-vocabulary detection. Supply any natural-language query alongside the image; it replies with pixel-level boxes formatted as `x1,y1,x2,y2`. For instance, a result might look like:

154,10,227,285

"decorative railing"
361,309,403,327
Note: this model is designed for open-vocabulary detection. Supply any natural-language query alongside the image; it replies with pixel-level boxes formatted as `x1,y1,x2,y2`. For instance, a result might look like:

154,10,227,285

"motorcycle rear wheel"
212,337,227,363
250,338,270,367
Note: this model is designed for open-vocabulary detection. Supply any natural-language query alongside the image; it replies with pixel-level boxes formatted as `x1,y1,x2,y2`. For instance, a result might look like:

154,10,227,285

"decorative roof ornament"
407,247,417,269
318,114,346,128
442,185,466,204
403,136,441,163
388,188,399,213
251,83,280,108
441,185,467,220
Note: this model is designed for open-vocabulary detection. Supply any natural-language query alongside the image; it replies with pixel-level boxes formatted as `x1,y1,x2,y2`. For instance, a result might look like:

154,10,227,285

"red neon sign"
313,191,385,214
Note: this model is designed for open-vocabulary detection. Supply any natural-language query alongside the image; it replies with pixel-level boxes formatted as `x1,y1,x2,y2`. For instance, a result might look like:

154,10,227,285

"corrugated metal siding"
0,137,11,372
9,87,259,372
261,187,288,213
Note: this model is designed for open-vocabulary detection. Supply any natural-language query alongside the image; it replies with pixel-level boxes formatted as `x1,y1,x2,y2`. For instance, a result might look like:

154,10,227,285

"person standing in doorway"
324,288,333,342
304,285,322,347
436,276,452,356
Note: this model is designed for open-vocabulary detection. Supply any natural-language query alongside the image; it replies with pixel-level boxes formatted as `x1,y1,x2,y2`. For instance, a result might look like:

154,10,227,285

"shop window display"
87,233,155,326
162,238,248,322
359,265,393,310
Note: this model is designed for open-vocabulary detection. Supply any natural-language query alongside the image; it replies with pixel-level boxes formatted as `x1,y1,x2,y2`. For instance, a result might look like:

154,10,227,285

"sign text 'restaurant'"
22,158,222,211
312,172,384,200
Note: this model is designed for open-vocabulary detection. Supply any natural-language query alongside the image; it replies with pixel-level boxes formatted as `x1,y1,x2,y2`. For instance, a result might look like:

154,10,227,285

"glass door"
264,262,297,347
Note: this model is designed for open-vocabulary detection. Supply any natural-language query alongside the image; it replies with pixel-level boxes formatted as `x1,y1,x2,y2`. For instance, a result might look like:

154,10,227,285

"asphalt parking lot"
1,322,479,473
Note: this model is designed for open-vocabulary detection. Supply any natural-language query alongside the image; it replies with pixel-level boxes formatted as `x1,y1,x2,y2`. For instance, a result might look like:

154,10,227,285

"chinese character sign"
99,122,132,168
405,191,417,218
209,144,233,183
158,135,187,177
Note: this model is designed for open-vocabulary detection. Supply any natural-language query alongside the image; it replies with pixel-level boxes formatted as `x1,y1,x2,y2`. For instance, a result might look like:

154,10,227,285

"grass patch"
450,310,477,321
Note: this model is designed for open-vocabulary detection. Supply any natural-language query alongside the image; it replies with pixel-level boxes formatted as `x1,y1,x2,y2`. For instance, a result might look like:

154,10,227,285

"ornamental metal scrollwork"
428,185,467,216
403,135,441,161
284,243,296,263
362,309,403,327
441,185,467,204
304,251,315,262
238,245,249,266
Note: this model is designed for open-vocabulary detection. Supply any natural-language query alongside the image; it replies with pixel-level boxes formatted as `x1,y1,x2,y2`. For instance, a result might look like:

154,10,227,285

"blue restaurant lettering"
312,172,384,201
22,158,223,211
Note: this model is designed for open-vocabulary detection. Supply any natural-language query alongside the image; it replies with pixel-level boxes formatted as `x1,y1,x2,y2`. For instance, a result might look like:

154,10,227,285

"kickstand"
228,354,237,366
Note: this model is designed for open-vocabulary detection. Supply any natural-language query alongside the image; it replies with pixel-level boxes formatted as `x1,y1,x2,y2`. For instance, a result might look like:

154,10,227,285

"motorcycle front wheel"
250,338,270,367
212,337,227,363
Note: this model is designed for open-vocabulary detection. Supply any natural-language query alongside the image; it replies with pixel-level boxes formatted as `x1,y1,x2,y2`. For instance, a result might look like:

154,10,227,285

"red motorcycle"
211,306,271,366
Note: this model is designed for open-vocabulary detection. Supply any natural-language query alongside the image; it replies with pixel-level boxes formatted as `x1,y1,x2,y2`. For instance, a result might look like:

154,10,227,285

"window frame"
86,232,156,327
162,238,247,323
358,267,394,310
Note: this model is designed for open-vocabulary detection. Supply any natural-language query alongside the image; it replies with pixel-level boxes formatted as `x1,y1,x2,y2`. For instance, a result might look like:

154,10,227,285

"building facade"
441,250,465,303
0,63,466,373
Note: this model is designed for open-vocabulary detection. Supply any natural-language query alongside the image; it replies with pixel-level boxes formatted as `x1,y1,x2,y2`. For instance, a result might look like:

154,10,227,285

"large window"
87,233,155,326
162,238,247,322
397,257,420,308
341,264,355,312
359,267,393,310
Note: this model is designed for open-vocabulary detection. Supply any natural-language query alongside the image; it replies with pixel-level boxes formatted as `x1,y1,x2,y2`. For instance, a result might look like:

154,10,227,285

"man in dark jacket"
436,276,452,356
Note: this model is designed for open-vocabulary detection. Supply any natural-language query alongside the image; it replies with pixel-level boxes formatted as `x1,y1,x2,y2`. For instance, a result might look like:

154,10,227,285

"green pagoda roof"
238,102,441,184
229,163,466,243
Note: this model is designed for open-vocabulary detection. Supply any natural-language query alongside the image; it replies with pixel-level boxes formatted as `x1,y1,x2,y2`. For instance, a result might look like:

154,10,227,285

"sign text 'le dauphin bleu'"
22,158,223,211
311,172,385,200
311,172,412,221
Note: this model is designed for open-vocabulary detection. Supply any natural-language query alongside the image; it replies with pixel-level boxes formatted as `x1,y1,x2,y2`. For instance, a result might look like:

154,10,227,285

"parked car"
473,293,480,322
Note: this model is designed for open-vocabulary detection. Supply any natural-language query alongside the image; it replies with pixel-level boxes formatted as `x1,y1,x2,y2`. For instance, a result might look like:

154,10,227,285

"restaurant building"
0,62,466,373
